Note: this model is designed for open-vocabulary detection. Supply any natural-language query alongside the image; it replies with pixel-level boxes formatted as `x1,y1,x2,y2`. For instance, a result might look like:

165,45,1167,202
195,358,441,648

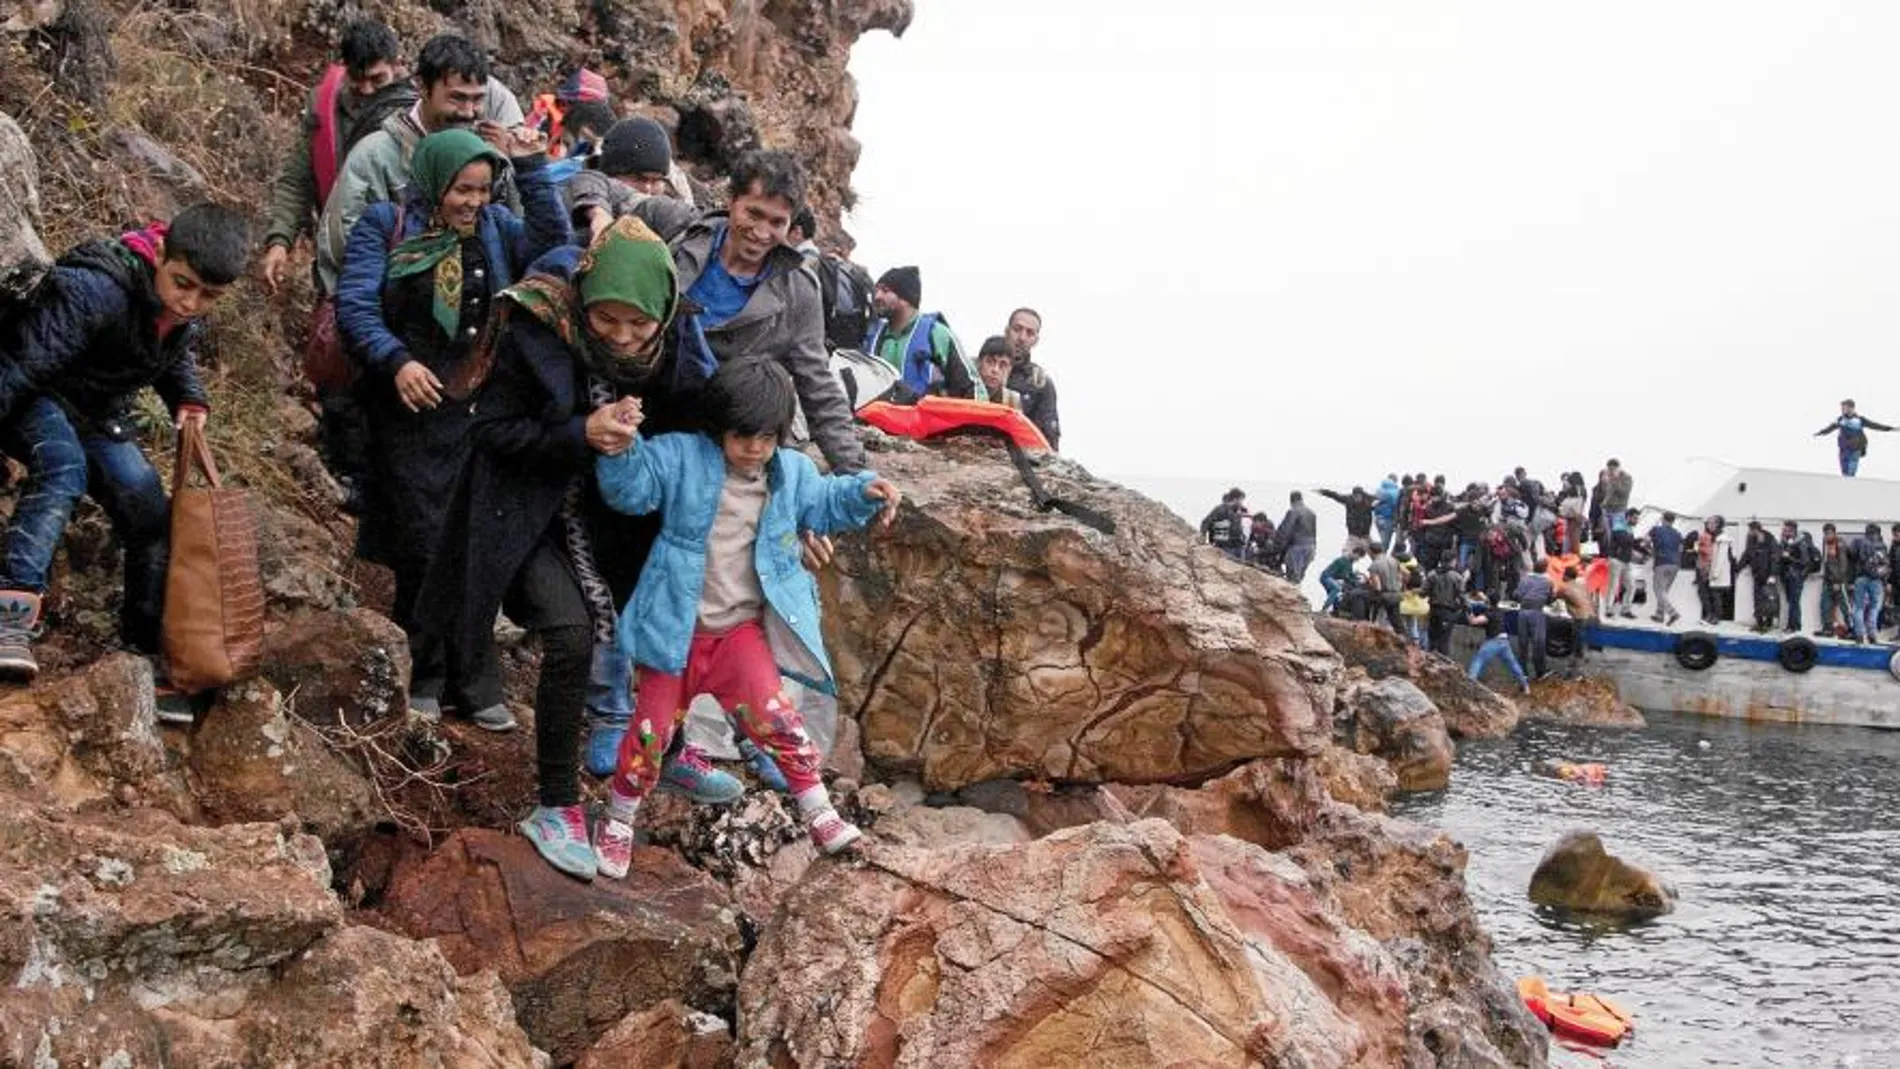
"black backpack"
1858,540,1891,580
817,254,874,353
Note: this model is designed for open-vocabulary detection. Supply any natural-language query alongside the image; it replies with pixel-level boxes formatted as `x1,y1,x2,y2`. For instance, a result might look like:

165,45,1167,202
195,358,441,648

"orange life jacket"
857,396,1052,451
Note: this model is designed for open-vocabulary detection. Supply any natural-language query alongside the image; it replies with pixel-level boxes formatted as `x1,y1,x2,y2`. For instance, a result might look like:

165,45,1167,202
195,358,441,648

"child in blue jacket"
590,357,899,876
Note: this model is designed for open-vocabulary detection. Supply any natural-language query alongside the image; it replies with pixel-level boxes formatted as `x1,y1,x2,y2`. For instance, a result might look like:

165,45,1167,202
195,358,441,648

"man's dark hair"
790,206,816,238
1290,490,1303,504
705,358,796,442
727,149,807,210
1663,511,1676,522
338,19,400,75
416,34,490,89
1564,566,1579,580
564,100,617,142
1008,306,1042,327
164,202,249,285
1223,487,1244,503
1369,543,1384,555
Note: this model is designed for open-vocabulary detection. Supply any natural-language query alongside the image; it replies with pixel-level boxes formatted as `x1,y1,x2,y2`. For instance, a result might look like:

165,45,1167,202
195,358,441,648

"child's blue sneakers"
518,804,598,881
735,737,789,793
657,745,745,804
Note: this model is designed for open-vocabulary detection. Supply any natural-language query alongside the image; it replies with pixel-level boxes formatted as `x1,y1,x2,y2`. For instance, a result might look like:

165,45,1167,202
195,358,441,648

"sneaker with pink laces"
594,817,637,879
657,744,745,805
806,807,863,856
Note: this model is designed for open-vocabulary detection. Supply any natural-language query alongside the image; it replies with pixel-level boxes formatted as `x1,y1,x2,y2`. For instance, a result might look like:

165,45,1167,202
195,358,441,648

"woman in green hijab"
335,125,572,729
416,216,743,880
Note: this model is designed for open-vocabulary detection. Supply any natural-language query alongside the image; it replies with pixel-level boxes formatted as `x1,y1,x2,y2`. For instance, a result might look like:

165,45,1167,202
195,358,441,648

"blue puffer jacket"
334,153,569,375
1375,477,1401,523
595,432,880,687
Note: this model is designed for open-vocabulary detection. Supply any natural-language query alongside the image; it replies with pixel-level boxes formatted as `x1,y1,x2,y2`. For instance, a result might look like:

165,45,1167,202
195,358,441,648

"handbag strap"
172,421,222,491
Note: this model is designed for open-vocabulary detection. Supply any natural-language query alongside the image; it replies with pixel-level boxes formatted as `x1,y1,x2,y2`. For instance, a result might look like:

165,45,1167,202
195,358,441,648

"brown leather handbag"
162,422,265,692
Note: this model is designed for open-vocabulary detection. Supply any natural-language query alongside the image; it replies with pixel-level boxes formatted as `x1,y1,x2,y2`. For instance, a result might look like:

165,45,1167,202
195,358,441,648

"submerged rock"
375,827,743,1064
1528,830,1677,921
1343,677,1456,792
1519,675,1648,728
1315,617,1520,739
825,438,1338,790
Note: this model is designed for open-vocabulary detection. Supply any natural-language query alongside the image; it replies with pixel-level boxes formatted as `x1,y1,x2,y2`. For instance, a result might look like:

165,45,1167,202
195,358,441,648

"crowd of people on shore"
1202,457,1900,675
0,24,1066,882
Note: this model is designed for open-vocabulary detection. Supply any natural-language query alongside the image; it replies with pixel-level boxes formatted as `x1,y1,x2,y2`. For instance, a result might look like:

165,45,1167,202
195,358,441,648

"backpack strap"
996,433,1116,535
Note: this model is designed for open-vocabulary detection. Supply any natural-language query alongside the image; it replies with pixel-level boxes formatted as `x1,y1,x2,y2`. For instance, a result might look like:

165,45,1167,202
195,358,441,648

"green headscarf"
386,129,507,339
502,216,678,384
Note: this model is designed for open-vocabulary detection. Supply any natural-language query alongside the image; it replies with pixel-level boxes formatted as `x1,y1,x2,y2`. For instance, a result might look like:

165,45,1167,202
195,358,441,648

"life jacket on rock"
857,395,1051,451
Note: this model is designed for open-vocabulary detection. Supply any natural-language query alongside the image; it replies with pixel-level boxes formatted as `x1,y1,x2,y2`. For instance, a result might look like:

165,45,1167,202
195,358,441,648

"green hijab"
386,129,507,339
505,215,678,384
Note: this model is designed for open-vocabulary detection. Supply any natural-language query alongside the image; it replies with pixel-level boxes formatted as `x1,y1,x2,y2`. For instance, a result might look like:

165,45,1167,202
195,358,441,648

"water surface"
1395,713,1900,1068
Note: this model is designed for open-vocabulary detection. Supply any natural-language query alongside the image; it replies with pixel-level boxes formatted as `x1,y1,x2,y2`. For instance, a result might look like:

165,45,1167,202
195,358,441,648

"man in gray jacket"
1275,491,1320,584
666,149,865,473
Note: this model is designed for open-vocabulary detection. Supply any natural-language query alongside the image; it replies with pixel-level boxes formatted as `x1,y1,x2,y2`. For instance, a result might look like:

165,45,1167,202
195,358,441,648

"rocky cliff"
0,3,1544,1066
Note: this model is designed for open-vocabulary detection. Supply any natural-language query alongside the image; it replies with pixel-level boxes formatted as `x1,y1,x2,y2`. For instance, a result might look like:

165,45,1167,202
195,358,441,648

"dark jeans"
0,397,169,650
1779,574,1805,632
1427,606,1461,656
1515,608,1549,678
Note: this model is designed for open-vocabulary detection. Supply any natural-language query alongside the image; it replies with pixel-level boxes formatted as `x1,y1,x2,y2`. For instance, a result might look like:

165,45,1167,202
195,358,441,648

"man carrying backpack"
1849,524,1890,643
815,239,876,355
1814,399,1893,477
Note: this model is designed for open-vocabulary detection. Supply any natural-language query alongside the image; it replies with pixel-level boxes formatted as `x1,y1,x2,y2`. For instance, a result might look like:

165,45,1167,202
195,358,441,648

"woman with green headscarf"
417,216,705,879
336,125,571,730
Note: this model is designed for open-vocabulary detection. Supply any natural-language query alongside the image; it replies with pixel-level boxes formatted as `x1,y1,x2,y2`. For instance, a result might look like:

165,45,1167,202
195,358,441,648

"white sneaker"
807,808,863,856
594,817,637,880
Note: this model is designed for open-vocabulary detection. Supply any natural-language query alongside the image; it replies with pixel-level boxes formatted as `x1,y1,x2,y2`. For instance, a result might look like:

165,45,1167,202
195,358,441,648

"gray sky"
845,2,1900,495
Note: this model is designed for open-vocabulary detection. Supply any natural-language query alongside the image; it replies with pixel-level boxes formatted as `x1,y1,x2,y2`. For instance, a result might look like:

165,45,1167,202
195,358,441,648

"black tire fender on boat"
1776,636,1819,674
1675,632,1719,671
1545,618,1578,660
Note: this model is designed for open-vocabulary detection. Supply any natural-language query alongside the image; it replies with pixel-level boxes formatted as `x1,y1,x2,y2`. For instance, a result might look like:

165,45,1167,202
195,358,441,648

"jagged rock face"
1312,743,1399,812
1528,830,1676,922
738,819,1413,1068
1314,617,1520,740
375,828,744,1065
258,608,409,729
1343,677,1456,792
1106,757,1327,850
576,997,734,1069
0,109,47,297
1288,809,1548,1067
825,439,1339,791
0,652,194,817
1517,675,1647,728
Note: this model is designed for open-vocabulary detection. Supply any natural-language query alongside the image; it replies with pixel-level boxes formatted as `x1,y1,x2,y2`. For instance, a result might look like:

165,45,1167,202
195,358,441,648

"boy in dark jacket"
0,203,247,679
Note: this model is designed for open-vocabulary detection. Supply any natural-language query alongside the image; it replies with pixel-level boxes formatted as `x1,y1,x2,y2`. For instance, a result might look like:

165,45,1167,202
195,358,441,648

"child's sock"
792,784,834,819
606,783,642,825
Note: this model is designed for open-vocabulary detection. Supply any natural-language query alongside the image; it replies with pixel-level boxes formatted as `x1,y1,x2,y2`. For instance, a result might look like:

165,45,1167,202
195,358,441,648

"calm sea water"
1395,714,1900,1068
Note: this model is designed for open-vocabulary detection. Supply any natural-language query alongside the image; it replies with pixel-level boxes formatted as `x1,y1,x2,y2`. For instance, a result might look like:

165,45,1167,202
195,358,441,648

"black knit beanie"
876,265,921,308
597,117,673,177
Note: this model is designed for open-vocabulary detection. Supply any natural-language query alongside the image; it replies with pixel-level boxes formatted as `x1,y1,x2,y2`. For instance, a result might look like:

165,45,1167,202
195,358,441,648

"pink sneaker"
594,817,637,880
807,808,863,856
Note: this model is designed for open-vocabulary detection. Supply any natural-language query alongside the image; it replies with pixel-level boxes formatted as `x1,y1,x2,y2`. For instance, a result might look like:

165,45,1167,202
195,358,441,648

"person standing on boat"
1694,516,1736,624
1513,563,1555,680
1733,521,1782,633
1816,524,1853,638
1603,508,1640,619
1596,459,1634,550
1813,399,1893,477
1646,512,1685,626
1777,521,1818,634
1848,524,1890,643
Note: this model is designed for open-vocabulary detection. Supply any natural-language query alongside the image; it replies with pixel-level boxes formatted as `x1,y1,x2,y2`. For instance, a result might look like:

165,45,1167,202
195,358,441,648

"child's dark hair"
416,34,490,89
338,18,399,76
704,358,796,443
164,203,249,285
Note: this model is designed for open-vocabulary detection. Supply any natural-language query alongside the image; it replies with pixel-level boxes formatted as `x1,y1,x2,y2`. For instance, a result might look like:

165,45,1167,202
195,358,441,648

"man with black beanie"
863,265,981,400
566,116,699,240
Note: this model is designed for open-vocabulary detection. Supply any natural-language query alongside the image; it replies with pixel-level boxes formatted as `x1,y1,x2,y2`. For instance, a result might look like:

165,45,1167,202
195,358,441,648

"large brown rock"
825,439,1338,790
1313,743,1399,812
258,608,409,729
575,998,734,1069
185,676,378,854
0,653,194,816
1107,757,1327,850
738,819,1414,1068
376,827,743,1065
1288,808,1548,1067
1315,617,1520,739
1342,677,1456,792
1528,830,1676,921
1518,675,1647,728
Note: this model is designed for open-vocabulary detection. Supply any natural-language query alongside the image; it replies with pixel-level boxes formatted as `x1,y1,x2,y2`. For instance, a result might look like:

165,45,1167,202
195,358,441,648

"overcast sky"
844,3,1900,495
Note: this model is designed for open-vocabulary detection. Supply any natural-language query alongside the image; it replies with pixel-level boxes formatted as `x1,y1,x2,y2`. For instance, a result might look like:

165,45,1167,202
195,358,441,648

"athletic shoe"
594,817,637,880
657,745,744,804
408,696,443,722
154,685,196,726
806,807,863,856
0,590,42,682
582,712,629,777
736,737,789,793
467,703,518,732
518,805,596,881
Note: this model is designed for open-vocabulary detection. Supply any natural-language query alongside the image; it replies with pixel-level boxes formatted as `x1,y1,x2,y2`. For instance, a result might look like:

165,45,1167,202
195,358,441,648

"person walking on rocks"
1467,597,1531,695
336,126,571,729
1556,565,1596,678
1199,488,1248,561
0,203,247,683
1513,562,1555,680
589,358,900,878
1275,491,1319,584
1318,485,1376,554
1364,542,1403,631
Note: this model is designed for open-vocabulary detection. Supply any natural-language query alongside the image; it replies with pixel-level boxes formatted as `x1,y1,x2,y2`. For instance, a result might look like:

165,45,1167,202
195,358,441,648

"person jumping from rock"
588,357,900,878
